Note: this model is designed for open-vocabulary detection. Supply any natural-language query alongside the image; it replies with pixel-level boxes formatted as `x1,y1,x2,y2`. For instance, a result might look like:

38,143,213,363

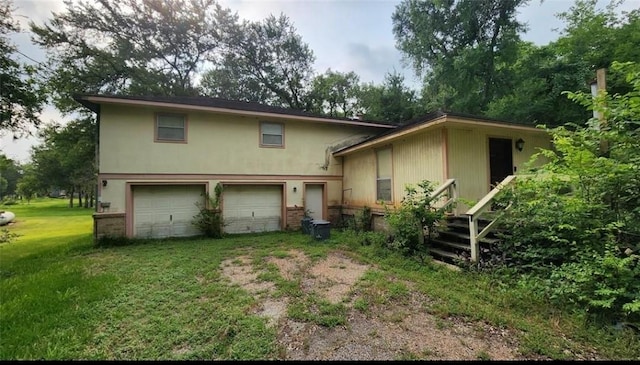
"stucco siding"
99,104,377,175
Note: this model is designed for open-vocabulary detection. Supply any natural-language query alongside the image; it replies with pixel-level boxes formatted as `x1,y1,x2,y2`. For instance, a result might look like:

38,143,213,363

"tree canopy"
0,0,46,135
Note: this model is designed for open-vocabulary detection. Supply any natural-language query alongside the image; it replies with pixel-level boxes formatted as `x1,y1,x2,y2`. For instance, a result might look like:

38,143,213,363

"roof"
73,94,396,129
333,110,548,156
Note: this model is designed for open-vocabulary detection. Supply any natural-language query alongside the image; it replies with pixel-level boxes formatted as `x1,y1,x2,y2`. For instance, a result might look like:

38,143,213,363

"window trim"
375,146,393,203
155,112,188,143
259,121,285,148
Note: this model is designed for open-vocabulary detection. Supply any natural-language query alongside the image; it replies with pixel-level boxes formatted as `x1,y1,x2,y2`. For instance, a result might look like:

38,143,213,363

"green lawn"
0,198,638,360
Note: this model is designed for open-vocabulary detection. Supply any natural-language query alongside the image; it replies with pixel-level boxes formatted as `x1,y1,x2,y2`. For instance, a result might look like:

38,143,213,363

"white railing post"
468,215,479,262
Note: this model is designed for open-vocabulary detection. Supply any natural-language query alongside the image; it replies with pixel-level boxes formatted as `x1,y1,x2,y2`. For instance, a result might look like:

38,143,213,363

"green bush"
384,180,446,256
192,183,224,238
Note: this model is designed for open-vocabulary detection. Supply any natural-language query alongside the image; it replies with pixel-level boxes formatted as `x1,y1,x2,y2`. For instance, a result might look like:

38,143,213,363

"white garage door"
133,185,205,238
222,185,282,234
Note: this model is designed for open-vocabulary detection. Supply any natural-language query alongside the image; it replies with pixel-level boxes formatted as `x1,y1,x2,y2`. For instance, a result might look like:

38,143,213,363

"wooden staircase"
427,215,502,265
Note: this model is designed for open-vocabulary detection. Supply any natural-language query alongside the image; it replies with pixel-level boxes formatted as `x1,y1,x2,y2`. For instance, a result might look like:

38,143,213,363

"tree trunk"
84,192,89,208
78,189,83,207
69,187,74,208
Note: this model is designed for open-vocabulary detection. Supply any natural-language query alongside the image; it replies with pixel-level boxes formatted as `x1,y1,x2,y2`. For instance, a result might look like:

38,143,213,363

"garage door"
222,185,282,234
133,185,205,238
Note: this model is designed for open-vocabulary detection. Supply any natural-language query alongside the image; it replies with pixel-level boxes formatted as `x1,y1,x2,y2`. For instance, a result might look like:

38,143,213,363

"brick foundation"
94,212,126,240
285,206,305,230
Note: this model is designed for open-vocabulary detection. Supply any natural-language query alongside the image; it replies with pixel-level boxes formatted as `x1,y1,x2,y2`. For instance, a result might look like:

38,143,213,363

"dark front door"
489,138,513,189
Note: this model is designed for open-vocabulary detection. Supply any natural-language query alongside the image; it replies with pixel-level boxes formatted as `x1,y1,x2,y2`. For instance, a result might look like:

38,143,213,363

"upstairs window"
156,113,187,142
260,122,284,147
376,147,392,202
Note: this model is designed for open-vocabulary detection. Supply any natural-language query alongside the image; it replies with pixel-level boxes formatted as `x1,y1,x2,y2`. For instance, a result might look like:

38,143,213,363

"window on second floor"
260,122,284,147
156,113,187,142
376,147,392,202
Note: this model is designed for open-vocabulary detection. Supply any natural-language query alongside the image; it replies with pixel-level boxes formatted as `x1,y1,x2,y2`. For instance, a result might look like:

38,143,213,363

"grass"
1,198,639,360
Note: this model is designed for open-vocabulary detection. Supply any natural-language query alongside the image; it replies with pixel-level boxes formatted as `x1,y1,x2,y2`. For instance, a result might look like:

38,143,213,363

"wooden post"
595,68,608,155
468,215,478,262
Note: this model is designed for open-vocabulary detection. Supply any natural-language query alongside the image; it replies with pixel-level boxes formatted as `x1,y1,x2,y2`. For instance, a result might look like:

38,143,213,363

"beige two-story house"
75,95,550,242
74,95,394,239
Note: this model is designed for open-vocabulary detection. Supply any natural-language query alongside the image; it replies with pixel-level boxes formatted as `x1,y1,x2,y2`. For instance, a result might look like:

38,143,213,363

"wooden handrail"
429,178,458,215
465,175,517,262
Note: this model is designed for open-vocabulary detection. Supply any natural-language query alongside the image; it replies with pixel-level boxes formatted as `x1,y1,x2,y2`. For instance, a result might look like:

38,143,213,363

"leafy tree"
200,13,316,110
359,71,422,124
485,42,592,126
0,0,46,135
16,163,42,203
392,0,527,114
31,117,96,207
31,0,236,112
0,154,22,198
309,69,361,118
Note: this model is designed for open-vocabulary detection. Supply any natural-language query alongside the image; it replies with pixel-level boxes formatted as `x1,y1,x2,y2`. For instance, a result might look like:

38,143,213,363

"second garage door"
222,185,282,234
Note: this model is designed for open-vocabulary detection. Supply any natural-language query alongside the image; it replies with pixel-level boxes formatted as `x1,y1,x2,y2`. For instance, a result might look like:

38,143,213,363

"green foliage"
358,71,422,124
0,0,47,135
192,183,224,238
384,180,445,256
200,13,316,110
392,0,527,114
309,69,361,118
493,61,640,323
31,0,236,112
0,227,18,244
30,117,96,208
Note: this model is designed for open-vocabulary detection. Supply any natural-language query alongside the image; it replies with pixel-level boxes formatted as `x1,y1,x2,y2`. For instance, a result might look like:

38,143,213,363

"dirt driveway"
220,248,534,360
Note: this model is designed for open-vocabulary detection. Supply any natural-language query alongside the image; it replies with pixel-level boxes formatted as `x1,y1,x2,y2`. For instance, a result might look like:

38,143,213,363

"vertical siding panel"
392,129,444,206
342,149,376,206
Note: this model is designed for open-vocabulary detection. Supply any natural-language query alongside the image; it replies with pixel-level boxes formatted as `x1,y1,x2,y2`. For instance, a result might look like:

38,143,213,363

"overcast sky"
2,0,639,163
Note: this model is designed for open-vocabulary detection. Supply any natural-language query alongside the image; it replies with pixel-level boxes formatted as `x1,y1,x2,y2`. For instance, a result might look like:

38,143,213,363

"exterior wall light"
515,138,525,152
102,179,108,187
293,186,297,192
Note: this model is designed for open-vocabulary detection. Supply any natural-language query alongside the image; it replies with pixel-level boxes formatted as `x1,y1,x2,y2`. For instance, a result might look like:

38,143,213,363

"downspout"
94,106,100,213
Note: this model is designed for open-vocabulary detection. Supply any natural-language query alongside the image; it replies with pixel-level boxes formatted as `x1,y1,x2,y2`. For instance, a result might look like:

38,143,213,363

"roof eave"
73,95,396,129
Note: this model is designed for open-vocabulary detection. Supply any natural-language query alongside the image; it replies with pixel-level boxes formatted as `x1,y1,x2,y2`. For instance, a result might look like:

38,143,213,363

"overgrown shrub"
192,183,224,238
492,61,640,323
384,180,446,257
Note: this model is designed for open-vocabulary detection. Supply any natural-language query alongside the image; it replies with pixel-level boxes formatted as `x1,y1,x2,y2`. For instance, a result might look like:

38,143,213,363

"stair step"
430,239,470,251
436,231,501,244
429,248,463,260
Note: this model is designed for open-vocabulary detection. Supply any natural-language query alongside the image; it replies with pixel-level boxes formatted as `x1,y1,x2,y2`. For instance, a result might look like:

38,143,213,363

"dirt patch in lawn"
219,248,538,360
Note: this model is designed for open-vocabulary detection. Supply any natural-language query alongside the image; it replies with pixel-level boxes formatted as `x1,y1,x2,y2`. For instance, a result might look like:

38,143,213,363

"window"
376,147,392,202
156,113,186,142
260,122,284,147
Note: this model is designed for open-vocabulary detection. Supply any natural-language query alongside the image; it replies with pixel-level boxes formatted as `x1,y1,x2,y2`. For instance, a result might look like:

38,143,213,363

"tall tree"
31,117,96,207
31,0,237,113
0,0,46,135
487,0,640,127
0,153,22,198
359,71,422,124
392,0,528,114
309,69,361,118
200,14,316,110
